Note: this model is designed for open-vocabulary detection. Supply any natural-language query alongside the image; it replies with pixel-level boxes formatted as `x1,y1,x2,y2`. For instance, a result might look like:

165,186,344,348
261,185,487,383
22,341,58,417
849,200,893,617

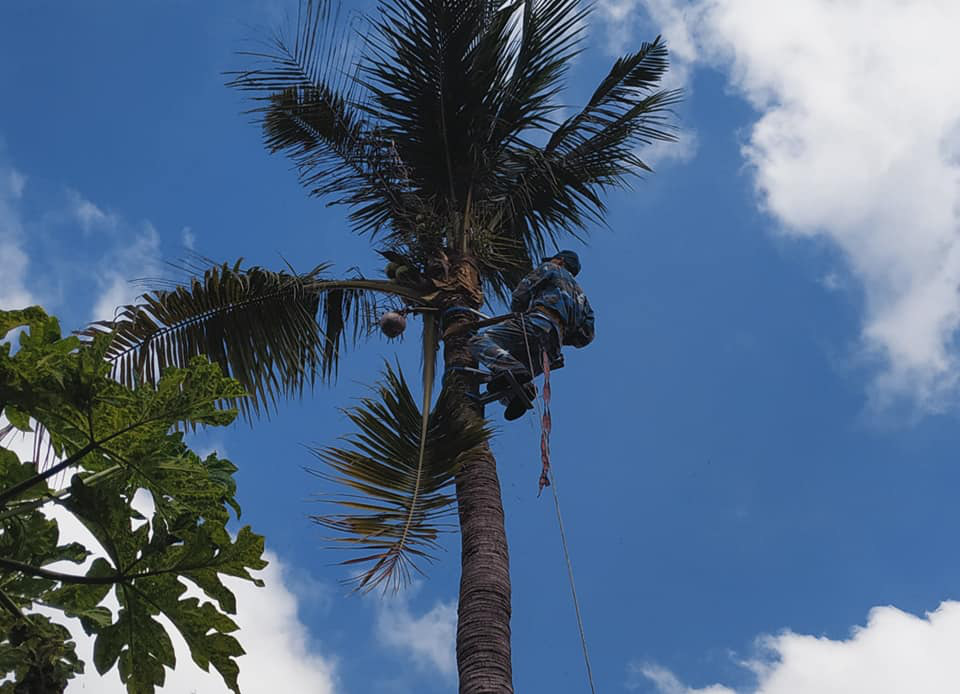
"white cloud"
819,272,844,293
637,0,960,411
375,590,457,679
594,0,644,57
1,425,338,693
631,664,734,694
91,219,163,321
0,163,35,309
182,225,196,250
594,0,698,78
633,601,960,694
68,188,119,233
6,169,25,198
643,127,699,169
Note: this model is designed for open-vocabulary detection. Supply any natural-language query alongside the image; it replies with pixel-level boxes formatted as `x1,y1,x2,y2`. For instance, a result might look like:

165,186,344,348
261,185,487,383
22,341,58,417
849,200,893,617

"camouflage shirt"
510,262,595,348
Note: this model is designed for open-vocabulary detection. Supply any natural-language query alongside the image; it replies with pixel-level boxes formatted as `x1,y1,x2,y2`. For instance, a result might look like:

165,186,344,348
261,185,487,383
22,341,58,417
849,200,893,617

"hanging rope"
549,467,597,694
519,315,598,694
538,346,552,495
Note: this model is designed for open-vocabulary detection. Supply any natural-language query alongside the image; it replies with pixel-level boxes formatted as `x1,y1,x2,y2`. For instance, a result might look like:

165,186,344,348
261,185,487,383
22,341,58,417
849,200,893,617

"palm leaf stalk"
97,1,680,689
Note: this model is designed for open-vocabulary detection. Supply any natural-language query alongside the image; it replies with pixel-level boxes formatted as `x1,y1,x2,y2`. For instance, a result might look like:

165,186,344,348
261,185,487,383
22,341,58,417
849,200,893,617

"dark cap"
542,250,581,276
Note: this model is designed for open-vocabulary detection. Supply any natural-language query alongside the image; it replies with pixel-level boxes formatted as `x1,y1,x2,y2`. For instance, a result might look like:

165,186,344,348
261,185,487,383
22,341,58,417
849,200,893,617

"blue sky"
4,1,960,692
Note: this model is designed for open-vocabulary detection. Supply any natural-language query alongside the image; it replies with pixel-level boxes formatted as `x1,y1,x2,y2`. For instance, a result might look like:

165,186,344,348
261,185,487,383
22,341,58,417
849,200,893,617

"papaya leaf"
1,307,267,693
2,406,30,432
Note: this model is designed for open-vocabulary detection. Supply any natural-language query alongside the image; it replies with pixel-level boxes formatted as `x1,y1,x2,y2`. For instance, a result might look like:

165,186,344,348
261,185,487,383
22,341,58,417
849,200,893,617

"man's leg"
468,317,535,380
468,317,548,420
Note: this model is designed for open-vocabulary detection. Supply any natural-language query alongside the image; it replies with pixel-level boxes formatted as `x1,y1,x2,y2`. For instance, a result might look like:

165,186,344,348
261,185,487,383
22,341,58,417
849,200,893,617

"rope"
549,468,598,694
518,315,598,694
538,350,552,495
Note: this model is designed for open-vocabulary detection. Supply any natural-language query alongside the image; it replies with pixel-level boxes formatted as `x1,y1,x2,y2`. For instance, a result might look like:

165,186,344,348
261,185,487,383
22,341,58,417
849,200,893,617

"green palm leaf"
227,0,414,236
84,260,426,417
308,360,491,592
479,0,589,163
492,36,683,258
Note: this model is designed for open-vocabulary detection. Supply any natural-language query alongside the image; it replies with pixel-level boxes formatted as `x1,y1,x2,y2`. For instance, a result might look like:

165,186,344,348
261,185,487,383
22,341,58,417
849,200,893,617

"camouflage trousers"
468,313,563,379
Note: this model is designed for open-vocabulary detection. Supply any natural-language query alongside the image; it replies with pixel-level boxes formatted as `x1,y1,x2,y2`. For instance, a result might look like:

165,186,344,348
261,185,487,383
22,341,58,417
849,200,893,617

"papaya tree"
91,1,680,690
0,307,267,693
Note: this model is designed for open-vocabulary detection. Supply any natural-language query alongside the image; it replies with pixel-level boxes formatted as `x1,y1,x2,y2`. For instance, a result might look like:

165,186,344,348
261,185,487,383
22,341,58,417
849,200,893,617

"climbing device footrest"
448,366,535,410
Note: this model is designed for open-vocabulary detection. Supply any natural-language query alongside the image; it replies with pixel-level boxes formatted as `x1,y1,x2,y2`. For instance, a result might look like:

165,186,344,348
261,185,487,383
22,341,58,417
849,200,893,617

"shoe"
504,383,536,421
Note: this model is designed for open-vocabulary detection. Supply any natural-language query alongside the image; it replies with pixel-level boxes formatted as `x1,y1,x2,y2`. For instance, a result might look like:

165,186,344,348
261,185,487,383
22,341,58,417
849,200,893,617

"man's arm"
510,264,552,313
565,293,595,348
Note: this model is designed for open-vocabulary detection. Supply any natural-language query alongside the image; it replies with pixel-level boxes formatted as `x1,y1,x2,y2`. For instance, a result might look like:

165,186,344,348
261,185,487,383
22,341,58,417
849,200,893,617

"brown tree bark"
453,442,513,693
440,257,514,693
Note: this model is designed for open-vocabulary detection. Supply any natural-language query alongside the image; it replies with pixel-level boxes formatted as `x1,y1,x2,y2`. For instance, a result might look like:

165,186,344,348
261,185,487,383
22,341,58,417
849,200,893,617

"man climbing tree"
469,250,595,420
93,2,680,689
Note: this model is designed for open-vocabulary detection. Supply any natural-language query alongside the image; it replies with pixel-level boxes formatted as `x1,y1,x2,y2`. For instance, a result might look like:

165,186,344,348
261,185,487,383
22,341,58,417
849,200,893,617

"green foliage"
308,361,492,592
0,613,82,694
0,307,268,694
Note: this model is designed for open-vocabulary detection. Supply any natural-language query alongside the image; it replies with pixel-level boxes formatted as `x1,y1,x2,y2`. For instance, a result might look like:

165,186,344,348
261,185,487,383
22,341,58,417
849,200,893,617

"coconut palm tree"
90,1,680,690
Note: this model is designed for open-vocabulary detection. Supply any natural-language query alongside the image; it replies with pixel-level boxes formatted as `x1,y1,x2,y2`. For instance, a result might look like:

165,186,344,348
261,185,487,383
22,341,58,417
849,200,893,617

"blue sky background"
4,2,960,692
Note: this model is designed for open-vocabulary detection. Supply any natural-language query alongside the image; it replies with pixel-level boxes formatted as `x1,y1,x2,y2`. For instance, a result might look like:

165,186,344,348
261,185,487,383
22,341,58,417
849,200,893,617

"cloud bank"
632,601,960,694
636,0,960,411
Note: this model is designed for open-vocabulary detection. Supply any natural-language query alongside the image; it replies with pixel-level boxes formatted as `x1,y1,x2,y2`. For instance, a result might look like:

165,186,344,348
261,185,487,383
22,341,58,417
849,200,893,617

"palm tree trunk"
441,257,514,693
454,442,512,693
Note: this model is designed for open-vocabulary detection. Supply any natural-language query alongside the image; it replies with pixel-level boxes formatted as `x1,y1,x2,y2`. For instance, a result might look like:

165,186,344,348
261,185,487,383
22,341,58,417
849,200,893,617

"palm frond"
308,360,491,592
227,0,415,235
83,260,426,418
489,37,681,258
546,35,679,155
483,0,587,152
360,0,506,210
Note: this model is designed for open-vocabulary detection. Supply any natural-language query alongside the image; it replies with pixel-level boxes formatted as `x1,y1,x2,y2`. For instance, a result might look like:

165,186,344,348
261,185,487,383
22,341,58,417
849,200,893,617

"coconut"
378,311,407,338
